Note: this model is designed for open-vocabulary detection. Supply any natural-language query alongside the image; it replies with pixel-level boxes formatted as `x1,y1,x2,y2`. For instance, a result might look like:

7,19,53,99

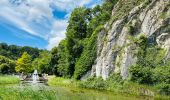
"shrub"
156,83,170,95
79,77,107,90
79,74,123,91
153,64,170,84
0,55,16,74
129,65,154,84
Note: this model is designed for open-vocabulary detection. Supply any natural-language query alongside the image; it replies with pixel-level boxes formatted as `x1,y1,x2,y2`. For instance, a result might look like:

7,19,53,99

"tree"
0,43,41,60
0,55,16,74
73,25,103,79
49,47,59,75
51,0,119,79
32,51,52,74
56,39,72,77
15,52,33,73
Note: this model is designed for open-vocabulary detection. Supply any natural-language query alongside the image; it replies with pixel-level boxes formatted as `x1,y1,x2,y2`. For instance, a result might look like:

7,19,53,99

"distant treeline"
0,43,54,75
0,43,41,60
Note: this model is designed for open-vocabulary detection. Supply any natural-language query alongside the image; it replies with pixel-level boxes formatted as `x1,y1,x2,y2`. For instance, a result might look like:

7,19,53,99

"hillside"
0,43,41,60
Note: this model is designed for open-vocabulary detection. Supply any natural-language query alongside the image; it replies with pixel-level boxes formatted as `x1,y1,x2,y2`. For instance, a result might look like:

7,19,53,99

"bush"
79,74,123,91
79,77,107,90
153,65,170,84
0,55,16,74
156,83,170,95
129,65,154,84
129,35,170,95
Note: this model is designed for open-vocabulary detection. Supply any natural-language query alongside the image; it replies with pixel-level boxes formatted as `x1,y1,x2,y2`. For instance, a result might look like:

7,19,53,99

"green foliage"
57,7,92,77
49,47,59,75
88,0,118,35
0,56,16,74
67,7,90,39
153,63,170,84
66,7,90,59
156,83,170,95
32,51,52,74
79,74,123,90
0,43,45,74
80,77,107,90
129,35,166,84
0,43,41,60
129,65,154,84
51,0,118,79
56,40,72,77
15,52,33,73
74,26,104,79
129,35,170,95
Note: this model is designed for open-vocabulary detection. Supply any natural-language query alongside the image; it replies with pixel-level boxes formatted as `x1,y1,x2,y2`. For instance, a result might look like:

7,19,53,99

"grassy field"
0,75,169,100
48,76,79,87
48,76,170,100
0,75,20,85
0,75,57,100
0,86,57,100
0,85,151,100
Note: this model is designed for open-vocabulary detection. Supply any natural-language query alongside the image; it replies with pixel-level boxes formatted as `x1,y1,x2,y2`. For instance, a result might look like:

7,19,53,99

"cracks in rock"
140,0,158,25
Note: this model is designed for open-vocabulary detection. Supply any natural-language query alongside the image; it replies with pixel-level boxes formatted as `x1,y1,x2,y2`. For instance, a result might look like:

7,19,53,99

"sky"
0,0,102,50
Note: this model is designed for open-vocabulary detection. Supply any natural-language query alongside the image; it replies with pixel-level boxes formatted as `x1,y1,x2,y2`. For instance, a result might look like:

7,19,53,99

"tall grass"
0,86,57,100
0,75,20,85
0,85,146,100
48,76,170,100
48,76,79,87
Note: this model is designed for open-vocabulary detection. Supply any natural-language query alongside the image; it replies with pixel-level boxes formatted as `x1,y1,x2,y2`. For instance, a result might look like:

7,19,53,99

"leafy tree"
53,7,93,77
49,47,59,75
56,40,72,77
0,55,16,74
20,46,40,59
15,52,33,73
32,51,52,74
50,0,119,79
74,26,103,79
66,7,91,61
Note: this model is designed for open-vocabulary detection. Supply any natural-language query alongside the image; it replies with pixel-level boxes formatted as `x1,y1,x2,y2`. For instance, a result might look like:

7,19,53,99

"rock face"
89,0,170,80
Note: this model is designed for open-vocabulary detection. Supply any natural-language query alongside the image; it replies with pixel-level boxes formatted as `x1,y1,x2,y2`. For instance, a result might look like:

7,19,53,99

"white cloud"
0,0,98,50
52,0,93,12
47,20,68,50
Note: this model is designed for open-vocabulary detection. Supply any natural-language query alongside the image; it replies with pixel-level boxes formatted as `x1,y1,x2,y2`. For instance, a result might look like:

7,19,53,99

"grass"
0,85,151,100
48,76,79,87
0,76,169,100
48,76,170,100
0,86,57,100
0,75,20,85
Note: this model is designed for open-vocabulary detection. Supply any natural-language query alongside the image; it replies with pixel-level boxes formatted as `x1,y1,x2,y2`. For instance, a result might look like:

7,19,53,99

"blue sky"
0,0,102,50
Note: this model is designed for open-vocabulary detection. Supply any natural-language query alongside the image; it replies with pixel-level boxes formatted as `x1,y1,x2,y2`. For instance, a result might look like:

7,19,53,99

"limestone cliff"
84,0,170,80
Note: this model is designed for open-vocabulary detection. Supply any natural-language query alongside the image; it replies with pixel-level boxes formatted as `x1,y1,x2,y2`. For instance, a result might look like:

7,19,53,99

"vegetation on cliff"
51,0,118,79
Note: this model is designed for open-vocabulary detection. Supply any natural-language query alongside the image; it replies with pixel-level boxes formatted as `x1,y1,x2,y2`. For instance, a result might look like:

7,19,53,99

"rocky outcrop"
89,0,170,80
